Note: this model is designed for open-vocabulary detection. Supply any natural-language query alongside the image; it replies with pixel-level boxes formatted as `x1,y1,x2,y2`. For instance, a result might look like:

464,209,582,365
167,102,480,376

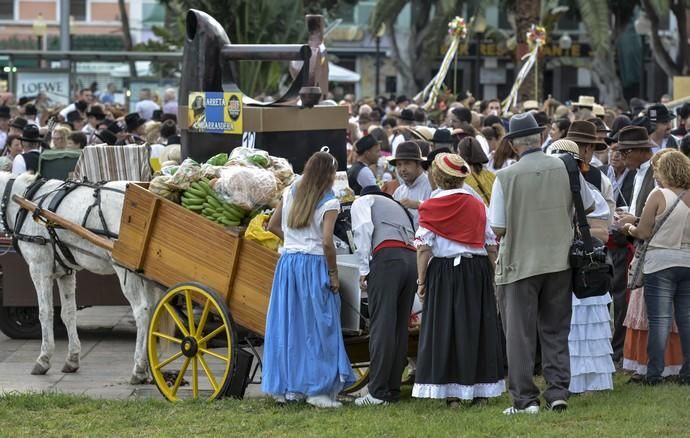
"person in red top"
412,153,506,407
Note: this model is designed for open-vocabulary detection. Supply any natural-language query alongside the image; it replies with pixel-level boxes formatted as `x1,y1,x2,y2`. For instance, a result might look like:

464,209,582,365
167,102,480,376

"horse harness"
1,178,125,275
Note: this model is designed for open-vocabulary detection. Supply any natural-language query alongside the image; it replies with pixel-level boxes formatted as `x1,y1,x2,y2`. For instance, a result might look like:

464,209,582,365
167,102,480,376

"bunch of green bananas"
181,178,246,227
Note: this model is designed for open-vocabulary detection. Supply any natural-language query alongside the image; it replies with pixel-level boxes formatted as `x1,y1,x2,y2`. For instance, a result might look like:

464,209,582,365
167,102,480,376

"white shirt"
59,103,76,120
350,195,414,276
136,100,160,121
0,131,7,150
391,134,405,156
488,169,596,229
355,165,377,189
393,172,433,228
414,189,495,260
629,159,651,217
11,150,39,176
280,185,340,256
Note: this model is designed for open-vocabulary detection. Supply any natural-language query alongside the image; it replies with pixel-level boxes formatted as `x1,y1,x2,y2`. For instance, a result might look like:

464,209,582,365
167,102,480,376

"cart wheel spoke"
170,357,191,396
196,298,211,339
163,303,189,337
199,324,226,344
185,290,196,336
148,283,237,402
155,351,183,370
199,347,229,362
152,331,182,344
198,354,219,392
192,356,199,399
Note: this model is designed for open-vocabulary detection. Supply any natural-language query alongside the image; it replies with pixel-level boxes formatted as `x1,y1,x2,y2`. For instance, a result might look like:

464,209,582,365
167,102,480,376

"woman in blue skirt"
262,151,355,408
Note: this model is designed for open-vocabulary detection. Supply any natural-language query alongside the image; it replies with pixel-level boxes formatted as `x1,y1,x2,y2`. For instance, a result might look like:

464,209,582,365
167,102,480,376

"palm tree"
640,0,689,78
370,0,467,97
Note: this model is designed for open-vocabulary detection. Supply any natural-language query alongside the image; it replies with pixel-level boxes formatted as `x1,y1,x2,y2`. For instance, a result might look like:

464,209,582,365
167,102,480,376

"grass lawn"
0,373,688,437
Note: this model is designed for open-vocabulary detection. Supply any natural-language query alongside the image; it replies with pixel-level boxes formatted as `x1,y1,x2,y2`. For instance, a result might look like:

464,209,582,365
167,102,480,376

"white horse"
0,172,162,384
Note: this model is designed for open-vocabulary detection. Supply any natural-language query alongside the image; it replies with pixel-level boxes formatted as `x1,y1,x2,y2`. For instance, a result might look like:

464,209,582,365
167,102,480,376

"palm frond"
575,0,610,53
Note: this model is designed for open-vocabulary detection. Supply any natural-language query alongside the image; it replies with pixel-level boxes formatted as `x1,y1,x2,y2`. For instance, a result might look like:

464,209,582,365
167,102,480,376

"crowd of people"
2,82,689,413
263,92,690,413
0,85,181,175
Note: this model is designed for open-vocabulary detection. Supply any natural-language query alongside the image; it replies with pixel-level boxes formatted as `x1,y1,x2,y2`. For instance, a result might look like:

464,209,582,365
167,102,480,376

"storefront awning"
328,62,360,83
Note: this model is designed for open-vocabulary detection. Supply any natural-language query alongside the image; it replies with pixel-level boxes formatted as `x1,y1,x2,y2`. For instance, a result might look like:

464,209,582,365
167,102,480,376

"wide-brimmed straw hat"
389,141,423,166
547,139,581,161
573,96,595,109
434,153,471,178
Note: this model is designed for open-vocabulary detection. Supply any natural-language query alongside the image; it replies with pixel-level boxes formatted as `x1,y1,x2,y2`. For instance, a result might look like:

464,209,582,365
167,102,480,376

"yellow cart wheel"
341,362,370,394
148,283,237,401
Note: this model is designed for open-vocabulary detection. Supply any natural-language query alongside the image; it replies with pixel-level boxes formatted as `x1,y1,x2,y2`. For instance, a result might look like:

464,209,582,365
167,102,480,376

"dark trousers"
497,270,572,409
366,247,417,402
609,244,630,363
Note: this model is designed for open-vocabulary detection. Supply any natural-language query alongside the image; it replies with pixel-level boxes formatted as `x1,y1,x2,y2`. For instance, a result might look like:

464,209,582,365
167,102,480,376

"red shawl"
418,193,486,248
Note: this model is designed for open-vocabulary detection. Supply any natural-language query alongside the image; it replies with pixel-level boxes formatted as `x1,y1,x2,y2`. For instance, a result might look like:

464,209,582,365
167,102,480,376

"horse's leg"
27,260,55,375
56,273,81,373
114,266,152,385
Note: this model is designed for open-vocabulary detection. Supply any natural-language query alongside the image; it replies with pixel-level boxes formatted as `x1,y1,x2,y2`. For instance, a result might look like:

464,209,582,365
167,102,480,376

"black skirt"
412,255,506,399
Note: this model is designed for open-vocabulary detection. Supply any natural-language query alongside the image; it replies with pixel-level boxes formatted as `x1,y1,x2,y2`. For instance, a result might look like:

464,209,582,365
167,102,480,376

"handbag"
627,190,686,289
560,155,614,299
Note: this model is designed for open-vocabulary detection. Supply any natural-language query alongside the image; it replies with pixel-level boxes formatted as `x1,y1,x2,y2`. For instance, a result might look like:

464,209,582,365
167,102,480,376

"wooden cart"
14,182,417,401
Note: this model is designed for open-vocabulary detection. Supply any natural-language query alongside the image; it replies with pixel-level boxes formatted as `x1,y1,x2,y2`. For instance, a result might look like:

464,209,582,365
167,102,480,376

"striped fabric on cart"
73,144,153,182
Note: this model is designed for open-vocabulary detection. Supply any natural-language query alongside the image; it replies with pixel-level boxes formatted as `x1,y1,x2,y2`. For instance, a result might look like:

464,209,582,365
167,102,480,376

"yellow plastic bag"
245,213,281,251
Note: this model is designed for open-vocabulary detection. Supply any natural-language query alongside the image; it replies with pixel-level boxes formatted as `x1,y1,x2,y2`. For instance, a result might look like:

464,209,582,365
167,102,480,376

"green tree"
370,0,470,97
140,0,356,96
640,0,690,78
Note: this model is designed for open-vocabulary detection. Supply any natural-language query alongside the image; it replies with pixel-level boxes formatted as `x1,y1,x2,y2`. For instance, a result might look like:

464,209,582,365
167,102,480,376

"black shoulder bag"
560,154,614,299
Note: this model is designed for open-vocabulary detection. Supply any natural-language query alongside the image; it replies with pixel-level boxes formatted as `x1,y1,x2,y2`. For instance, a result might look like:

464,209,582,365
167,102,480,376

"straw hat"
592,104,605,118
547,139,581,161
434,153,471,178
408,126,436,142
523,100,539,111
573,96,595,109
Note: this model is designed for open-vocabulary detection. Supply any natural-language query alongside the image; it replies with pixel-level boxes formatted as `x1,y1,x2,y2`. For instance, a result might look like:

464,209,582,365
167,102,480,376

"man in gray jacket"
489,113,595,415
351,185,417,406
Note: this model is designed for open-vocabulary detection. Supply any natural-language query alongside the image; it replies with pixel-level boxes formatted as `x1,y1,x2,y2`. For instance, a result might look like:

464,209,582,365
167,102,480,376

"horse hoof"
31,363,50,375
130,374,149,385
61,363,80,373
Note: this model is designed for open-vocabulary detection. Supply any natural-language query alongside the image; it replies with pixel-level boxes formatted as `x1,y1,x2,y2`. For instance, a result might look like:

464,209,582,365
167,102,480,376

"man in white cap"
489,112,595,415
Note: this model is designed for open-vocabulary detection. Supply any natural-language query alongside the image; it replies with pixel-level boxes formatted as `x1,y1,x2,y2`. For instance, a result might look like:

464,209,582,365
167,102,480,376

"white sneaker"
355,393,389,406
503,404,540,415
272,395,286,404
306,395,342,409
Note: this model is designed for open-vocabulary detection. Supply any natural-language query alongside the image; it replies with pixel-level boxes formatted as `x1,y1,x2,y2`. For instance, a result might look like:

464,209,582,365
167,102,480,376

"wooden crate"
112,183,278,335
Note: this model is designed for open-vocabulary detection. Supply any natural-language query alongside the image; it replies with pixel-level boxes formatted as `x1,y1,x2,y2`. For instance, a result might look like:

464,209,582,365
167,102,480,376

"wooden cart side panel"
112,184,156,271
113,184,240,296
228,238,279,336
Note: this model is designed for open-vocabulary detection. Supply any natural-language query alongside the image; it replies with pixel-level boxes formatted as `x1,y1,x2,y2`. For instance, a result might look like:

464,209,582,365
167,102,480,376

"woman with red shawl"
412,153,505,408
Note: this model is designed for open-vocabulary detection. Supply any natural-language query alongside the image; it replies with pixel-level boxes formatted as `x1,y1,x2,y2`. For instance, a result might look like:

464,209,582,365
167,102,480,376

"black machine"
179,9,348,173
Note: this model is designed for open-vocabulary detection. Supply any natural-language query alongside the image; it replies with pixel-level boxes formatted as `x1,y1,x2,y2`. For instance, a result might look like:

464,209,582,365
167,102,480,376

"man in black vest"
351,185,416,406
12,124,43,175
347,134,381,195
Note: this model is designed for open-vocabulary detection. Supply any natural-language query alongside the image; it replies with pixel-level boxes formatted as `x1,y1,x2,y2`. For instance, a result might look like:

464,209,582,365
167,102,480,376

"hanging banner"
187,91,243,134
15,72,70,106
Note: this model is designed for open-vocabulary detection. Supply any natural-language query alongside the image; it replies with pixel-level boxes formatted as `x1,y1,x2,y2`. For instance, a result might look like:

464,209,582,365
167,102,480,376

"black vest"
347,161,366,196
22,150,40,173
584,165,603,192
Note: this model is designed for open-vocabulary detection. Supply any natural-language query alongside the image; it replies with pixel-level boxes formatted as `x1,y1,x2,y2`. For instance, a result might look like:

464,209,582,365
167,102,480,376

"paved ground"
0,306,264,400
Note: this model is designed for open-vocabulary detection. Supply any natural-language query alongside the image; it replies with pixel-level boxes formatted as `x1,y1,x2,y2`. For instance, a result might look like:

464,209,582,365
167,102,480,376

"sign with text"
16,72,69,105
188,91,243,134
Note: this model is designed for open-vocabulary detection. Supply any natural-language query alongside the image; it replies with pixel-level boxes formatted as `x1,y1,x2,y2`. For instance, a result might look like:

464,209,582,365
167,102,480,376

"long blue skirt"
262,252,355,397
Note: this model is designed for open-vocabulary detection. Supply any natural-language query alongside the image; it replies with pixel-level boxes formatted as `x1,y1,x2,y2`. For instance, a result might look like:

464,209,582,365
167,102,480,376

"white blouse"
414,189,496,262
280,185,340,256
